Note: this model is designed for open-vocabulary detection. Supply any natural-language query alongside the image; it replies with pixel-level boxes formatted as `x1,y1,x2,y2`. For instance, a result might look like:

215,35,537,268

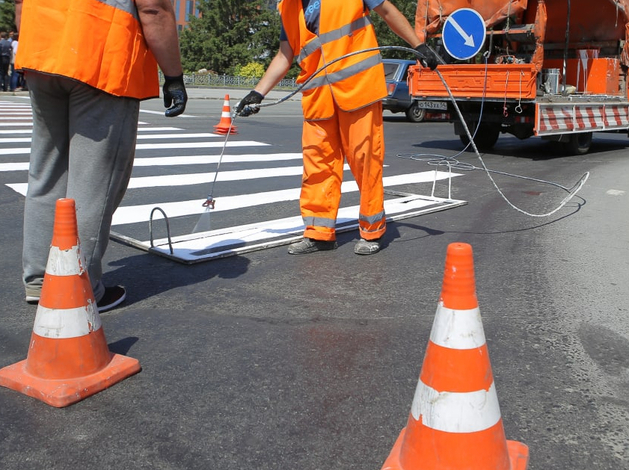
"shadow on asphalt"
105,249,251,304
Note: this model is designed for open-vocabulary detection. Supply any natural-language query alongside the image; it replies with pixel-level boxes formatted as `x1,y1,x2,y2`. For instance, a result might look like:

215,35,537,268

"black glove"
163,74,188,117
415,44,439,70
236,90,264,117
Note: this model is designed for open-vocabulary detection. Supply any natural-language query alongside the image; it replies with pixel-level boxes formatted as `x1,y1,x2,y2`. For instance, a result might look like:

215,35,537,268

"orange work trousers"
300,100,386,241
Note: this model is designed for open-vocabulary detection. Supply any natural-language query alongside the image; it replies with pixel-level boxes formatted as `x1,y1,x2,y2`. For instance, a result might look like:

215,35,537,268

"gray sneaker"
288,238,338,255
354,238,381,255
24,285,126,313
25,284,42,304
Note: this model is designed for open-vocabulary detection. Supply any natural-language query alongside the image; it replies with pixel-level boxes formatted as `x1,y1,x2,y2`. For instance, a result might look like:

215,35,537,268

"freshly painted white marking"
0,129,32,134
132,153,304,166
0,153,306,173
0,140,271,155
145,195,465,262
0,162,28,171
0,148,29,155
136,133,219,140
140,109,195,118
126,165,307,188
0,127,186,135
0,137,30,143
135,140,270,150
110,171,461,225
137,127,183,132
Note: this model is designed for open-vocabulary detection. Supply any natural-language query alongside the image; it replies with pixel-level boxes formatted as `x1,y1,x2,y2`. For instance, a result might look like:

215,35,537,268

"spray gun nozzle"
202,196,215,209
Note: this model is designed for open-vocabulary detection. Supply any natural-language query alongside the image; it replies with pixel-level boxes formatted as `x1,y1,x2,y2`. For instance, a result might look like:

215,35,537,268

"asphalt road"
0,89,628,470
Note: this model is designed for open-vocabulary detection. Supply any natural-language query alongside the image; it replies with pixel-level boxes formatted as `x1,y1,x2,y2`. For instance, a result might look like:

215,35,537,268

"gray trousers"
23,71,140,301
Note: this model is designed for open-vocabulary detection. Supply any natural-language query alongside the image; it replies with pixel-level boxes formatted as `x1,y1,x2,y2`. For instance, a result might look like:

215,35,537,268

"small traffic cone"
0,198,140,407
214,94,237,134
382,242,529,470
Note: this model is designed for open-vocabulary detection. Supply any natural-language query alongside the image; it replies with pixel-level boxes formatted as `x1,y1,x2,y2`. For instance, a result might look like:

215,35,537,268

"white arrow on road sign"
448,17,475,47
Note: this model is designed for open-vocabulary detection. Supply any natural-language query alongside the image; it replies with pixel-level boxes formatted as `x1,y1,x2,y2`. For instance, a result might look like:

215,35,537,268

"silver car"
382,59,426,122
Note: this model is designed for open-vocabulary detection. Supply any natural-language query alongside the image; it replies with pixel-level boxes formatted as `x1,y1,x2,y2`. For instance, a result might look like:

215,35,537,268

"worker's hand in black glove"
163,74,188,117
415,44,439,70
236,90,264,117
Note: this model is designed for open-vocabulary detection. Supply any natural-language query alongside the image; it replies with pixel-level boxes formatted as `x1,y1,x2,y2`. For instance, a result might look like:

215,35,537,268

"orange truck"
408,0,629,154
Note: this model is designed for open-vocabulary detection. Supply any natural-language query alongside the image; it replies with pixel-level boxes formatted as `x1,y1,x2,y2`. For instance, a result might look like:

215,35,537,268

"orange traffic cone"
214,94,237,134
382,242,529,470
0,198,141,407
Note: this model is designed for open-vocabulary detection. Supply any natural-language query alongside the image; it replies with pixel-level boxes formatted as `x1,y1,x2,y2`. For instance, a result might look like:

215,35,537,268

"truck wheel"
564,132,592,155
405,102,426,123
459,124,500,151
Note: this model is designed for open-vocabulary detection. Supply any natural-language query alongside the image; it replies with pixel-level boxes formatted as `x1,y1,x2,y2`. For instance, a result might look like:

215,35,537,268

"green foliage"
371,0,420,59
0,0,17,32
236,62,266,78
179,0,281,75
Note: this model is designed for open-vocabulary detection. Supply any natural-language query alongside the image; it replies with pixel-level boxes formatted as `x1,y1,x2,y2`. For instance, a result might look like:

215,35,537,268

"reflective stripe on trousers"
300,101,386,241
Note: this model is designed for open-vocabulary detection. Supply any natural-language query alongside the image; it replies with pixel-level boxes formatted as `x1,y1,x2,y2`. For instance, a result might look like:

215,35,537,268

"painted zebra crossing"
0,100,466,263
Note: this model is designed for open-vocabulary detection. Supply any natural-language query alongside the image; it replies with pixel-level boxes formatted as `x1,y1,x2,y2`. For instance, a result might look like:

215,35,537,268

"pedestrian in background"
236,0,438,255
9,32,21,91
15,0,188,311
0,32,12,91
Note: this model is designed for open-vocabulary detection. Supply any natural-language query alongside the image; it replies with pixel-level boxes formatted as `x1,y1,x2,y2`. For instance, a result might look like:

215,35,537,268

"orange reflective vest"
17,0,159,100
278,0,387,120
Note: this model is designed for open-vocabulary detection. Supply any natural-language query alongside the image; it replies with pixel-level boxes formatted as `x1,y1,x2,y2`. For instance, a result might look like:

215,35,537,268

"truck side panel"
536,103,629,135
409,64,537,99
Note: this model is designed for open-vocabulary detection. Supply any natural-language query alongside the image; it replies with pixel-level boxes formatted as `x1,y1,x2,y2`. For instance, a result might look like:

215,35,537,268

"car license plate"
415,100,447,110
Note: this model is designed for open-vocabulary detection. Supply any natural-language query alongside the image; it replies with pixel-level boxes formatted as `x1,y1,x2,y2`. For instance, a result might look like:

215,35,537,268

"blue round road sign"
442,8,486,60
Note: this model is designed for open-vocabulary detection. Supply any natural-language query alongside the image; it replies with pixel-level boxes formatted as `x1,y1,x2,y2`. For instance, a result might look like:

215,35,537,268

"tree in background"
371,0,421,59
0,0,17,33
179,0,281,75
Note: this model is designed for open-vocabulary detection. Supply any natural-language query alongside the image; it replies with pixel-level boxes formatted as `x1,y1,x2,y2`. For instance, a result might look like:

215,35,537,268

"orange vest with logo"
17,0,159,100
278,0,387,120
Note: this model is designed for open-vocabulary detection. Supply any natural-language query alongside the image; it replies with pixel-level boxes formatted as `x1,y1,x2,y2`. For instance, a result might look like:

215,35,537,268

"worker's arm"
373,0,421,48
14,0,22,30
136,0,187,116
136,0,183,76
373,0,438,69
236,41,294,116
254,41,294,96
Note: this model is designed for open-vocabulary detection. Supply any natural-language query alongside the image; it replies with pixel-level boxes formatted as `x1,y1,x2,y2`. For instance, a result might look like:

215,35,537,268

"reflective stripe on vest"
297,16,372,64
279,0,387,120
17,0,159,100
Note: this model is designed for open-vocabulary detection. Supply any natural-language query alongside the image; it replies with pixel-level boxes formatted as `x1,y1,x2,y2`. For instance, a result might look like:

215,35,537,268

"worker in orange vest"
237,0,438,255
16,0,187,311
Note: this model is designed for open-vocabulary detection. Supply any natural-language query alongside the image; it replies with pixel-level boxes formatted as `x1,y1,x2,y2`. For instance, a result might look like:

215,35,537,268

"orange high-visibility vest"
17,0,159,100
278,0,387,120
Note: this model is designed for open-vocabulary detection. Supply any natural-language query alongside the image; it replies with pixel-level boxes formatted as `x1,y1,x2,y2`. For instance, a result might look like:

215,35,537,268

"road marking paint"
108,171,460,226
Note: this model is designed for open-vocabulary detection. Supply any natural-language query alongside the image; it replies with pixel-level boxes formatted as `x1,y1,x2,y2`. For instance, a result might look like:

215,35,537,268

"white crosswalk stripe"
0,101,465,261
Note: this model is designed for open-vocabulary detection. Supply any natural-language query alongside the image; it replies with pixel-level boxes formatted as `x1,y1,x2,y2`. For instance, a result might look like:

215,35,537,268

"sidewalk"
185,86,300,102
1,86,299,102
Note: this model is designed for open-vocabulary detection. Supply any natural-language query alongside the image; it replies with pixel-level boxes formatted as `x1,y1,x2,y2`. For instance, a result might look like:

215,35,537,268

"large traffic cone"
214,94,237,134
0,198,141,407
382,242,529,470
